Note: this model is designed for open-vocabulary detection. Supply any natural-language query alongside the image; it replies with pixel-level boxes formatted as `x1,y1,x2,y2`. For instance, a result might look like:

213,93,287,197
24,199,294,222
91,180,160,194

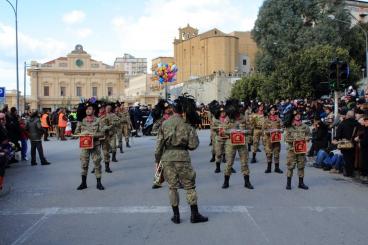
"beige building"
28,45,125,111
124,74,160,106
173,24,257,84
2,90,26,112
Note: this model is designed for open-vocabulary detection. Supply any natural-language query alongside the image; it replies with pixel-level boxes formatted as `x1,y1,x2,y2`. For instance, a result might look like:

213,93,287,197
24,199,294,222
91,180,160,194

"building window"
44,86,49,96
108,87,113,96
92,87,97,97
76,86,82,97
243,59,247,66
60,86,66,96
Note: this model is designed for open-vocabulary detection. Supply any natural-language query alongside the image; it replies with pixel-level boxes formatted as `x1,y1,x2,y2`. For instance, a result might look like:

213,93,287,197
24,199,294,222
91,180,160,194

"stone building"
173,24,257,84
28,45,125,111
346,0,368,23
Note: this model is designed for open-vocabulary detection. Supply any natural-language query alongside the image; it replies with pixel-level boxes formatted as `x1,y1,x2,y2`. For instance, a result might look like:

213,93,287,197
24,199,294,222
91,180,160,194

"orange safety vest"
58,113,67,128
41,114,49,128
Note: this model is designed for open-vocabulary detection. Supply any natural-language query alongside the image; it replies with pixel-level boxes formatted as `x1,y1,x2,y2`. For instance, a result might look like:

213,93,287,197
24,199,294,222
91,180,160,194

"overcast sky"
0,0,264,94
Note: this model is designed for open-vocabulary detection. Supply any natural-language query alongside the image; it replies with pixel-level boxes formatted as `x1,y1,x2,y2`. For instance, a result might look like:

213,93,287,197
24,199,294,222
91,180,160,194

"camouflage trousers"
215,139,226,163
110,133,117,153
252,129,263,153
117,128,123,148
264,137,281,163
122,123,130,143
162,161,197,206
211,129,216,154
225,143,250,176
80,145,102,178
286,146,306,178
101,137,111,163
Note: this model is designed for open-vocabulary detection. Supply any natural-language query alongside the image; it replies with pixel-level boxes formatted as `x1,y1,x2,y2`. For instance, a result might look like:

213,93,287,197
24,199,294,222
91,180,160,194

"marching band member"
75,100,105,190
222,99,254,189
155,94,208,224
263,105,283,174
284,109,311,190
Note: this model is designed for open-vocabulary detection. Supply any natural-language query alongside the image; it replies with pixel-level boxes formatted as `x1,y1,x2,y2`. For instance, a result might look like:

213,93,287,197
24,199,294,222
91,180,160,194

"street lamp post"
5,0,20,113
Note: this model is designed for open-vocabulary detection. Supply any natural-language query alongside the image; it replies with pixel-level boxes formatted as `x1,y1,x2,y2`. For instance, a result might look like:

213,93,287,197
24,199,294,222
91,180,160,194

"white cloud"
0,23,68,60
111,0,258,64
0,23,68,93
76,28,93,38
62,10,86,24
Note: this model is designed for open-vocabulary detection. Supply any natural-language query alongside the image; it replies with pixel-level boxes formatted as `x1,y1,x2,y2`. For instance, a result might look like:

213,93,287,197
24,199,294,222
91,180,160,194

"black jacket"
335,118,359,141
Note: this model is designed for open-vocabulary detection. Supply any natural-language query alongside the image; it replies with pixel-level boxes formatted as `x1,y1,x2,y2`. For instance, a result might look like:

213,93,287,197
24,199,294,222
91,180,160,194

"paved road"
1,130,368,245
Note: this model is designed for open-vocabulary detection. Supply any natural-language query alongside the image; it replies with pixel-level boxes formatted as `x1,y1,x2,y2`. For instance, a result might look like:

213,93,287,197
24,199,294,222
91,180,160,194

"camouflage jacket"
118,111,132,125
262,117,282,139
109,113,121,134
75,116,104,146
155,114,199,162
250,113,265,130
99,114,113,137
285,123,311,145
223,115,251,143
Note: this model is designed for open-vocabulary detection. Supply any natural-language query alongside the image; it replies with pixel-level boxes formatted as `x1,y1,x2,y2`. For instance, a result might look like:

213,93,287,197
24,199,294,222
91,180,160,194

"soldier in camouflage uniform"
284,109,311,190
263,105,283,174
222,99,254,189
119,103,132,148
98,104,113,173
106,104,121,163
250,103,266,163
208,100,219,163
75,102,105,190
115,102,124,154
155,95,208,224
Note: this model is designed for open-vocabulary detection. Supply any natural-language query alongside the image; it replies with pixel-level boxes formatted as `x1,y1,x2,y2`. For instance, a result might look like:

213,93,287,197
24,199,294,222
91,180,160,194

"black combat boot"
171,206,180,224
190,205,208,223
111,152,118,162
210,153,215,162
96,178,105,190
257,148,261,152
286,177,292,190
91,168,95,174
243,175,254,189
298,177,309,190
274,163,283,174
152,183,162,189
126,142,131,148
251,153,257,163
119,145,123,153
222,154,226,163
265,162,272,173
231,168,236,173
222,175,230,189
105,162,112,173
77,175,87,190
248,143,252,152
214,162,221,173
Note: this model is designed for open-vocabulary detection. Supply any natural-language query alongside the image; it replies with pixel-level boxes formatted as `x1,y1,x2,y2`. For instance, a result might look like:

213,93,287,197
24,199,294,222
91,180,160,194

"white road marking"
10,208,59,245
0,206,364,216
243,208,270,244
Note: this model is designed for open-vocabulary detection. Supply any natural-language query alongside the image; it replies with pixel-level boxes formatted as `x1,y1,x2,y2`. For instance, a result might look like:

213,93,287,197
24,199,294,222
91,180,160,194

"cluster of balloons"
153,63,178,84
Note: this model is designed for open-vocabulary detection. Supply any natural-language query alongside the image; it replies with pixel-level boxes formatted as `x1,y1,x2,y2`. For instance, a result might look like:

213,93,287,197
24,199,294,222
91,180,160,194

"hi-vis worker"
58,108,68,141
41,110,51,141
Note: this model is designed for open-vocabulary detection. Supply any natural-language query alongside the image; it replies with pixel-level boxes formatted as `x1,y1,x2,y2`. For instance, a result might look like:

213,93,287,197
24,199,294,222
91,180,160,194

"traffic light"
329,60,338,80
328,59,350,91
